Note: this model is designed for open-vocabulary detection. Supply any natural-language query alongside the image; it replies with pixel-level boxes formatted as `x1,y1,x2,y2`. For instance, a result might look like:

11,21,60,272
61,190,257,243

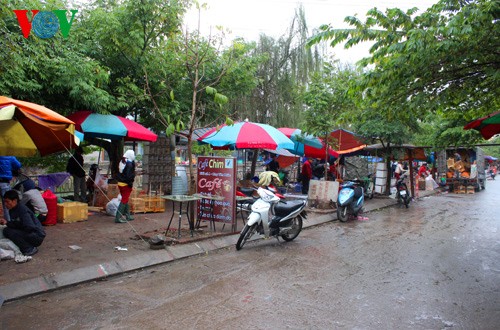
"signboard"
308,180,339,208
197,156,237,229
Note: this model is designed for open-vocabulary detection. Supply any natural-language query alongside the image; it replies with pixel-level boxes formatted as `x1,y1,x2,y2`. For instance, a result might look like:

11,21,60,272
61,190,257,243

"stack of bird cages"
142,136,174,195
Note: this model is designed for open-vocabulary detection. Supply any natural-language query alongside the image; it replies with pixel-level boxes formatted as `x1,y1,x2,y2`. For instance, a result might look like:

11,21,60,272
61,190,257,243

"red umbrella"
464,111,500,140
67,111,157,142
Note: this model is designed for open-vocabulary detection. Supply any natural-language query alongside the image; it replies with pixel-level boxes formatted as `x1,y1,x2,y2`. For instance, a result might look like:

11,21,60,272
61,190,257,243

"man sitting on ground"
0,190,46,256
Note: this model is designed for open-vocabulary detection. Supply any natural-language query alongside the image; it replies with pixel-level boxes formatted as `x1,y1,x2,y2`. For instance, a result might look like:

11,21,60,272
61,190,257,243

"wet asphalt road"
1,180,499,329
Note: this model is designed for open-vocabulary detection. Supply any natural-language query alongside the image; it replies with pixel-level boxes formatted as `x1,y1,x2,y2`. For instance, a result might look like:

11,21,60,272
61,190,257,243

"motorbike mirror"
257,187,276,201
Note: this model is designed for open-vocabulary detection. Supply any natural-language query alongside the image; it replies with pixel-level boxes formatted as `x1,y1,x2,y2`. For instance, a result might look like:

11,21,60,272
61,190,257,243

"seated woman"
20,179,48,223
0,190,46,256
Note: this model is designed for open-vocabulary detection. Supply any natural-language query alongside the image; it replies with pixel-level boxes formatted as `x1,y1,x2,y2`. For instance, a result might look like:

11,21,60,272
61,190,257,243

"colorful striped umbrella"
464,111,500,140
198,121,294,150
67,111,157,142
0,96,79,157
278,127,338,159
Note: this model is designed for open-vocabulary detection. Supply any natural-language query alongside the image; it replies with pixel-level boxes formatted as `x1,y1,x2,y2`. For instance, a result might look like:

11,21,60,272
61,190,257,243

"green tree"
0,0,113,113
75,0,191,175
308,0,499,145
302,62,359,176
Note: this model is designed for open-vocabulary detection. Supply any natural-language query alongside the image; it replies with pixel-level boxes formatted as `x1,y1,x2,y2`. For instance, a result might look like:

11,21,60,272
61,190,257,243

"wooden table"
161,195,201,238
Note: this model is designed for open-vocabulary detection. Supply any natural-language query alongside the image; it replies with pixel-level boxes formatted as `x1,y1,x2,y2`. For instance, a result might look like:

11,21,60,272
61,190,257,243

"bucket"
42,190,58,226
172,176,187,195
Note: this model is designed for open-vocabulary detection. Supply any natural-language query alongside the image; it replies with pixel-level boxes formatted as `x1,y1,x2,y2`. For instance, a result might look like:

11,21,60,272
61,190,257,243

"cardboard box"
106,184,120,199
376,170,388,178
375,184,386,194
375,177,387,186
57,202,88,223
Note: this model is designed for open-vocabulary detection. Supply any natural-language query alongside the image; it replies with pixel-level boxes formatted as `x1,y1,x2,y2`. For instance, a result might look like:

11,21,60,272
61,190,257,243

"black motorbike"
395,173,411,208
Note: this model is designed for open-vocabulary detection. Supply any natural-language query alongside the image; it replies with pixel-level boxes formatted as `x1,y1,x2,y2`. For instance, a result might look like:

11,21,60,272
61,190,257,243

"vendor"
418,163,430,178
20,179,48,223
0,189,46,256
265,154,280,173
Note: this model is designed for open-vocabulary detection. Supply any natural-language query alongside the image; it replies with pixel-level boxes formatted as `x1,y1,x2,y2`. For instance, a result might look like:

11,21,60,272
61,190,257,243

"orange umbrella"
0,96,79,156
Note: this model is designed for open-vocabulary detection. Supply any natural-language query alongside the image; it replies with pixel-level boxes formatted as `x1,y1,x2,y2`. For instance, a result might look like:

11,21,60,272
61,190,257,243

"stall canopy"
330,129,367,154
364,143,427,161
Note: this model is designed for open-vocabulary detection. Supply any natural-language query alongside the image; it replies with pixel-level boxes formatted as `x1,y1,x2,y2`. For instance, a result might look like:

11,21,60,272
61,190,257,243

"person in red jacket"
301,157,312,195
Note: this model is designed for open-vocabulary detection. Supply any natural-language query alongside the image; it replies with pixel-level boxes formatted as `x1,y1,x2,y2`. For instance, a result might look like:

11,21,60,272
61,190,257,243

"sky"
184,0,439,63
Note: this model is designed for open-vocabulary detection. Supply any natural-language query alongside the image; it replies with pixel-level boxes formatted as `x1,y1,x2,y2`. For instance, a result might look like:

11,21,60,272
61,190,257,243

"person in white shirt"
20,179,48,223
394,162,405,180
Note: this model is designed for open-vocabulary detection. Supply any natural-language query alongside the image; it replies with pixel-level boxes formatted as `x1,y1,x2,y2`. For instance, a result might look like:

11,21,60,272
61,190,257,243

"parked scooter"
395,172,411,208
236,187,307,250
361,174,374,199
337,180,364,222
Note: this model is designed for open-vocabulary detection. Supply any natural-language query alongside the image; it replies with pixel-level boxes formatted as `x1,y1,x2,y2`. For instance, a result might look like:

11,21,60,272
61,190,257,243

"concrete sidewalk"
0,189,438,303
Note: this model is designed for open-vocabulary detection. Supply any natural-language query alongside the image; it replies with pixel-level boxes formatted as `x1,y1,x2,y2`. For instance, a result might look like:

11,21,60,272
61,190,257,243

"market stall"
436,147,486,193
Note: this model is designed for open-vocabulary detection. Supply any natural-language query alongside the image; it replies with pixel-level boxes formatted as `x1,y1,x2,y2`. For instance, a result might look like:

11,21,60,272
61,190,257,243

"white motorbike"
236,187,307,250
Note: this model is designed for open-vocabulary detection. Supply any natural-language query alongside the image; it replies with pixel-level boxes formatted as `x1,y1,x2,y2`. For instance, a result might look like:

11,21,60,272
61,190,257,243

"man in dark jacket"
66,146,86,202
0,190,46,256
0,156,22,221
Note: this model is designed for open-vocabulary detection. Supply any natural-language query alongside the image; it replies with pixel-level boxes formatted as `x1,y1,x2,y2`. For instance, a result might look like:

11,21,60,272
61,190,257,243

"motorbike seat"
274,200,305,217
239,187,255,197
353,187,363,199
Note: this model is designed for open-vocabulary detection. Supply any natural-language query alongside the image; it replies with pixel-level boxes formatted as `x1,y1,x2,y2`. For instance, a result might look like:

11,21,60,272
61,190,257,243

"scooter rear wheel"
236,223,257,250
281,216,303,242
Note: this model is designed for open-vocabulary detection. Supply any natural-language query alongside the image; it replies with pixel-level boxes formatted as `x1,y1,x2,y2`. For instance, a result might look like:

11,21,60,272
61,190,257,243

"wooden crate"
106,184,120,199
143,197,165,213
57,202,88,223
93,190,109,208
130,198,146,213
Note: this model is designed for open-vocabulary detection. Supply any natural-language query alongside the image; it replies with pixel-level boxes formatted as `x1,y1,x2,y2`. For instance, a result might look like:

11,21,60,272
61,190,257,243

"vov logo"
13,9,78,39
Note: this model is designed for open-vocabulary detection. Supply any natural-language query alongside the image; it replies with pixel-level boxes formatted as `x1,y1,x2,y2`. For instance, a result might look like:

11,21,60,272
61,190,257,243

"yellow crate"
130,198,146,214
143,197,165,213
57,202,88,223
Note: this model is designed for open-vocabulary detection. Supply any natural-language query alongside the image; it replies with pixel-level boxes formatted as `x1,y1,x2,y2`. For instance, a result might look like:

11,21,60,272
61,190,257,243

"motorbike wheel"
236,223,257,250
367,182,374,199
281,216,303,242
337,206,348,222
403,190,410,208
